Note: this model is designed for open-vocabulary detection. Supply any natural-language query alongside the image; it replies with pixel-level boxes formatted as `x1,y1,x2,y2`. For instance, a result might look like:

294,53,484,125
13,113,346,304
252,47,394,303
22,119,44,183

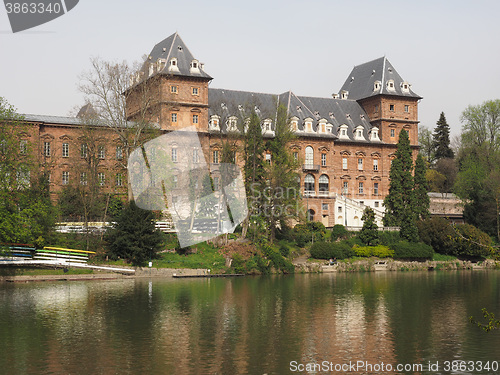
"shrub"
417,217,455,255
310,241,354,260
392,241,434,260
292,222,327,247
262,245,294,273
453,223,492,258
354,245,394,258
331,224,349,241
378,231,401,247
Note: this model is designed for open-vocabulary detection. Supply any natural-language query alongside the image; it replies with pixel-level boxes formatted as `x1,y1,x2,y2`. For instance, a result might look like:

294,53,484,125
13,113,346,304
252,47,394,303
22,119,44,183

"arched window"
305,146,314,167
307,209,315,222
319,174,329,193
304,174,315,192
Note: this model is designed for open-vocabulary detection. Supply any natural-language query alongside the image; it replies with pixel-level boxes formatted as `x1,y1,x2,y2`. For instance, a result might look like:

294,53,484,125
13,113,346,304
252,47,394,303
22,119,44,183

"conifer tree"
266,103,300,241
244,111,266,218
106,200,164,266
383,130,419,241
433,112,454,160
413,154,430,220
359,207,379,246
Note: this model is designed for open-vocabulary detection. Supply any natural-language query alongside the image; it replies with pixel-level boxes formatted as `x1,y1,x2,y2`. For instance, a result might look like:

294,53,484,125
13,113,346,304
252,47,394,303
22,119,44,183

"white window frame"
62,143,69,158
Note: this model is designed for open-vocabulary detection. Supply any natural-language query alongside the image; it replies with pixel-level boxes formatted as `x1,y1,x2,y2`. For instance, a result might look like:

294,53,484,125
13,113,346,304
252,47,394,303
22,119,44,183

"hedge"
354,245,394,258
392,241,434,260
310,241,354,260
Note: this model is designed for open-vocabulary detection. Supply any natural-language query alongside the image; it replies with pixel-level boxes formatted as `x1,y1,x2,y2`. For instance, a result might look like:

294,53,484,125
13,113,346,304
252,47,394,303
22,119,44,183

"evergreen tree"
359,207,379,246
383,130,419,241
266,103,300,241
433,112,454,160
106,200,164,266
243,110,266,219
413,154,430,220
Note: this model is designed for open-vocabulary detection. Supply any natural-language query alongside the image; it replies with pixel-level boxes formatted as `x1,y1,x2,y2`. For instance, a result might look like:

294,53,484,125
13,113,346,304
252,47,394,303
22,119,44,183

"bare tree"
78,57,161,199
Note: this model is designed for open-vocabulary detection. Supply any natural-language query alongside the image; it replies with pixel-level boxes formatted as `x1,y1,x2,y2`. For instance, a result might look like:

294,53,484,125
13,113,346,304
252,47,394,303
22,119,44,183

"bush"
417,217,456,255
392,241,434,260
310,241,354,260
378,231,401,247
353,245,394,258
292,222,327,247
331,224,349,241
454,223,492,258
262,244,294,274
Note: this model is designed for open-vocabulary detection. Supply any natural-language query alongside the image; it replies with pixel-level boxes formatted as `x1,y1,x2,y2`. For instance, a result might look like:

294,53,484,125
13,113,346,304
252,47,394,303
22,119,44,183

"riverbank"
295,258,500,273
2,258,500,282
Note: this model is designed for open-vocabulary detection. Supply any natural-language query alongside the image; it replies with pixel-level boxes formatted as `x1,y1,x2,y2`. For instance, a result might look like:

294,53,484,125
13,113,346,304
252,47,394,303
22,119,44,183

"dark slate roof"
339,57,421,101
208,88,375,142
22,114,144,128
142,33,212,80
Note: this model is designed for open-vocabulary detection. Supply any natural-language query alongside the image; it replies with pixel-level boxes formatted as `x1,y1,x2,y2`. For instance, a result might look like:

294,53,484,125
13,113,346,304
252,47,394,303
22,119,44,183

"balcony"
302,164,320,172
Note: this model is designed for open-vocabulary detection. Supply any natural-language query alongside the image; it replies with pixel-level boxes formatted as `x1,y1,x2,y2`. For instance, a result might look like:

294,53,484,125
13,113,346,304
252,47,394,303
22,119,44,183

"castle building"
20,32,421,227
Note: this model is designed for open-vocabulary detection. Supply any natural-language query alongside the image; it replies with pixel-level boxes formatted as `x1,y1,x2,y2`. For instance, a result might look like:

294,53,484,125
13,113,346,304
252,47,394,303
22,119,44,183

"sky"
1,0,499,136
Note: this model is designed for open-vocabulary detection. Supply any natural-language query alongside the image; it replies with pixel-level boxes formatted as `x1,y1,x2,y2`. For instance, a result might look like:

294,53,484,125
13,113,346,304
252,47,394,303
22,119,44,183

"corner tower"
126,33,212,132
338,57,421,145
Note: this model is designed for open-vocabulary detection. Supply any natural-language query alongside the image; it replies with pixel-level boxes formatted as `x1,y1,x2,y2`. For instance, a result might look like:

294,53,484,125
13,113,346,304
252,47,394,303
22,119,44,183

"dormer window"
374,81,381,91
338,124,349,140
370,127,381,142
157,58,166,71
190,59,200,73
354,125,365,141
304,118,313,132
169,58,179,72
386,80,395,91
341,90,349,99
148,64,154,77
210,115,220,131
290,118,299,132
401,81,410,93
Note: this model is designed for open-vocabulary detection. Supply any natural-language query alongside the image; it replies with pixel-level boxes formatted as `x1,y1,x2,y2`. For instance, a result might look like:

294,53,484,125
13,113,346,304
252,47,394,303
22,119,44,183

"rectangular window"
338,206,342,213
342,157,347,170
81,144,88,158
213,150,219,164
116,173,123,187
98,172,105,186
373,159,378,171
358,182,364,194
375,201,379,208
321,153,326,166
171,85,178,94
62,143,69,158
213,176,220,191
266,153,271,164
173,175,178,188
343,181,348,194
322,203,328,210
390,104,395,111
193,149,199,164
374,182,379,195
293,152,298,161
43,142,51,157
192,87,199,95
98,145,105,159
358,158,363,170
172,148,177,163
193,114,199,124
20,140,27,155
116,146,123,160
80,172,87,186
171,113,177,123
390,129,395,138
62,171,69,185
404,105,409,113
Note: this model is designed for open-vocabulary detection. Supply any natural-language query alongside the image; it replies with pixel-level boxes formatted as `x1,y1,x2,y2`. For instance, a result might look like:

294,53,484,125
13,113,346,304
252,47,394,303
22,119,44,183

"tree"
0,97,56,245
243,110,267,238
434,157,457,193
106,200,164,266
461,99,500,153
78,57,160,199
413,154,430,220
265,103,300,241
359,207,379,246
383,130,418,242
433,112,454,160
418,125,435,164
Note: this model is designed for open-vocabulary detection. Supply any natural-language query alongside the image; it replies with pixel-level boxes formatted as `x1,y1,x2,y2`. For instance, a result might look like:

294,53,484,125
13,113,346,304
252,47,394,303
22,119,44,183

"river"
1,271,500,374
